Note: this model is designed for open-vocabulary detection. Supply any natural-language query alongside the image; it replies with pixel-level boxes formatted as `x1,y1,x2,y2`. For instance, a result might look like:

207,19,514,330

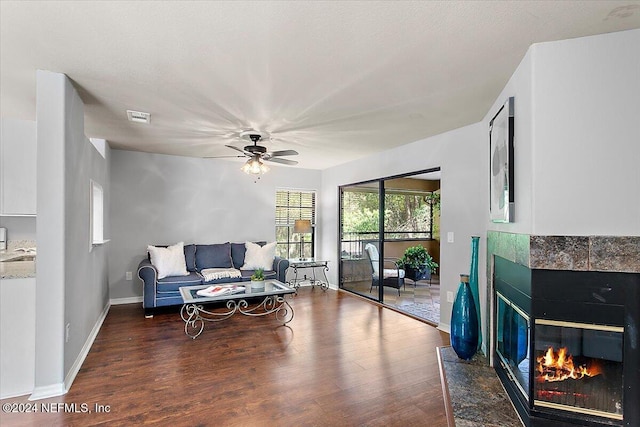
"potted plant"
250,268,265,289
400,245,438,282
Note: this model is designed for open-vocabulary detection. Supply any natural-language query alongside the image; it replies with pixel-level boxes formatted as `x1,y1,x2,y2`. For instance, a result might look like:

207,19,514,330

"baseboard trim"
1,388,33,400
63,301,111,393
438,323,451,334
29,383,66,401
110,296,143,305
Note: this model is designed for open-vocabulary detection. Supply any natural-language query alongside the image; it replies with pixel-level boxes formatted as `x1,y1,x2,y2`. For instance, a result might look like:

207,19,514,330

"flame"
536,347,602,382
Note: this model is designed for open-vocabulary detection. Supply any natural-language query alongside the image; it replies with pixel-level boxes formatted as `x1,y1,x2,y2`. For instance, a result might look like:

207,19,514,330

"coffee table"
179,279,295,339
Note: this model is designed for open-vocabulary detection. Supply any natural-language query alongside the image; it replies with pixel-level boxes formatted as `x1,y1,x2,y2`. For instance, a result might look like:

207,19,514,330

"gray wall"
34,71,110,397
108,149,321,300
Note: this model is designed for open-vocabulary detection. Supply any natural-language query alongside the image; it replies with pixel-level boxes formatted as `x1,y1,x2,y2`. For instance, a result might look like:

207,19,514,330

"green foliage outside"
342,189,439,240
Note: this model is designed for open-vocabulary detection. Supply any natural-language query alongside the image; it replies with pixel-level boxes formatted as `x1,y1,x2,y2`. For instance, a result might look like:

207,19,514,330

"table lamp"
293,219,312,260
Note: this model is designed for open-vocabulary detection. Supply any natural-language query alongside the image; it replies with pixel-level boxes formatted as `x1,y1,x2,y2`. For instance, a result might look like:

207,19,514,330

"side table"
287,259,329,291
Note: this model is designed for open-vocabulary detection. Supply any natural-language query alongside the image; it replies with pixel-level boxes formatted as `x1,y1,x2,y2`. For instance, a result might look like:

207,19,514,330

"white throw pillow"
147,242,189,279
241,241,276,271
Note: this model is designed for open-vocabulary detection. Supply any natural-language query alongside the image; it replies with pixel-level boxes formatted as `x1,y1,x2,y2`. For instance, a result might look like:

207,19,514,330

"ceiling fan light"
241,160,252,174
241,157,268,175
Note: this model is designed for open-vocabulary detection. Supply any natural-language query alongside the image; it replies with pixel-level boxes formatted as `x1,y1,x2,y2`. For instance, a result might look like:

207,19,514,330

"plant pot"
251,280,265,290
405,266,431,282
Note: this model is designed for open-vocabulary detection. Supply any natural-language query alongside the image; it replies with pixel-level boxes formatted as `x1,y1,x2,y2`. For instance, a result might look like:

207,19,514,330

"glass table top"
180,279,294,304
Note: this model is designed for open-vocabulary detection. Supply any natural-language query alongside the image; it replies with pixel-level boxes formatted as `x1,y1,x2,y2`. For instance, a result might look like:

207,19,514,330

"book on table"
196,284,246,297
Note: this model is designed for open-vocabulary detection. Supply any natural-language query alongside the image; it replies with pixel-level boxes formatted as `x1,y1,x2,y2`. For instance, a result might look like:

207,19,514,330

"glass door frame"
338,166,441,304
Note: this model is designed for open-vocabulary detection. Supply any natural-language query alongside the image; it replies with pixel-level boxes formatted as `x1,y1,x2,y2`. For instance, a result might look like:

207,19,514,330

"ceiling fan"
209,130,299,174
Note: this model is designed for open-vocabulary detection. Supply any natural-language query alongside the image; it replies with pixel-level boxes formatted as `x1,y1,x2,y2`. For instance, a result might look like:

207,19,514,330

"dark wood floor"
1,287,450,426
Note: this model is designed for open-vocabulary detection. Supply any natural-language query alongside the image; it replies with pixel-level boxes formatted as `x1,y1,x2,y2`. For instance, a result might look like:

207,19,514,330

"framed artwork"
489,97,514,223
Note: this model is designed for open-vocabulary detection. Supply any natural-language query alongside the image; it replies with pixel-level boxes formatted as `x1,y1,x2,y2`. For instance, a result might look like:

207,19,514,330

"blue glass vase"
469,236,482,351
451,274,479,360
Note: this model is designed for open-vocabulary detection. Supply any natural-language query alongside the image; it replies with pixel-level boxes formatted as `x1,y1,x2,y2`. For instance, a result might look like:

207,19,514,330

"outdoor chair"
364,243,405,295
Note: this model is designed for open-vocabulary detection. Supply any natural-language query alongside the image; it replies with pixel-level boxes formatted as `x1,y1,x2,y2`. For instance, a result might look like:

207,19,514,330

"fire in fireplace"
534,321,624,421
537,346,602,383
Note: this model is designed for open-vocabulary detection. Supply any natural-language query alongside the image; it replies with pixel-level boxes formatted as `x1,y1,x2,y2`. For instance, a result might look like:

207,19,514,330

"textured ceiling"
1,1,639,169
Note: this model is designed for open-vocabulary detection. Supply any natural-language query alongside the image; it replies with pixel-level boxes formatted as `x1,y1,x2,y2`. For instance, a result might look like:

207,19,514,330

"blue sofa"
137,242,289,317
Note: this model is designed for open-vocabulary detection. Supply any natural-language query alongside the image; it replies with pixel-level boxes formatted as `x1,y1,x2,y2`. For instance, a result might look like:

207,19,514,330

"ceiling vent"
126,110,151,124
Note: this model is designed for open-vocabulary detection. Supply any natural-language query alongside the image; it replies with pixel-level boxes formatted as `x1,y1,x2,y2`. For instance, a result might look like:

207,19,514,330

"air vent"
126,110,151,124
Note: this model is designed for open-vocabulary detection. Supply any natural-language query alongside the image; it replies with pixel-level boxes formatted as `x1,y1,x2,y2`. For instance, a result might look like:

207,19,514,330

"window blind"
275,190,316,226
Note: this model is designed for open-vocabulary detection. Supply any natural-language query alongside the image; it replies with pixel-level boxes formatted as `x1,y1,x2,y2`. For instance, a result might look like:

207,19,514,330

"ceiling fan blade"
265,157,298,166
225,144,250,155
269,149,299,157
203,155,245,159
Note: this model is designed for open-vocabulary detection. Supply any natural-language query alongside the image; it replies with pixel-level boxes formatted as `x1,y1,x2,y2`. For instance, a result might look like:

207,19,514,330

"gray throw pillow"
195,242,233,270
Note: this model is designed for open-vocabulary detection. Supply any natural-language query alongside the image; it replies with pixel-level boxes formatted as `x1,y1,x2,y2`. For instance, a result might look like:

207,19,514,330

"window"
275,190,316,259
90,180,104,248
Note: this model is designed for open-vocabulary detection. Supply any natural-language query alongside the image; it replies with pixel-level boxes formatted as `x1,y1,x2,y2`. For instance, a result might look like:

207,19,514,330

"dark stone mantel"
488,232,640,273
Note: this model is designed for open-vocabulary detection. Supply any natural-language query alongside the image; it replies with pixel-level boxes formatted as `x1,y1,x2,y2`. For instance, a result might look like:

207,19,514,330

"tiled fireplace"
487,232,640,427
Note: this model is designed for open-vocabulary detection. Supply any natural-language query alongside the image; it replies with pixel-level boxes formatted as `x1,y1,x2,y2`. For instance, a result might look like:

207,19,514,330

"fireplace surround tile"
529,235,589,271
590,236,640,273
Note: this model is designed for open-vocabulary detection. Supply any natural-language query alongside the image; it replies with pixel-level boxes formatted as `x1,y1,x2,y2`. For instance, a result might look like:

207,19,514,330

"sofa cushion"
184,244,197,272
156,272,203,292
196,242,233,270
241,241,276,271
147,242,189,279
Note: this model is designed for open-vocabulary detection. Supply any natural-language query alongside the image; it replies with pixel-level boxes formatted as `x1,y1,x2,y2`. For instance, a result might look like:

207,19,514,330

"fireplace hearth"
493,255,639,427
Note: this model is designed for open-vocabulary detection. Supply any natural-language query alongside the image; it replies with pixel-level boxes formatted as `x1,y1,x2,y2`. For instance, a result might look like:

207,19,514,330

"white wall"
531,29,640,235
34,70,66,398
483,29,640,237
108,149,321,300
34,70,110,399
318,122,487,331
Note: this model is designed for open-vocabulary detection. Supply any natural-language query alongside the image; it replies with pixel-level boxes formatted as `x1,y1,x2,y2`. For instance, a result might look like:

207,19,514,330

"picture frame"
489,97,514,223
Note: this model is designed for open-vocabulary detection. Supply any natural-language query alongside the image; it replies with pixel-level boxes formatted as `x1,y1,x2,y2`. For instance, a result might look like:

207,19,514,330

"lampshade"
294,219,312,234
241,157,269,175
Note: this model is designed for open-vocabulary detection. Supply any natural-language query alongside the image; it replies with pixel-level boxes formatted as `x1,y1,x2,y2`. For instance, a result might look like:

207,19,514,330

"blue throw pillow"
184,244,197,272
195,243,233,270
231,243,246,269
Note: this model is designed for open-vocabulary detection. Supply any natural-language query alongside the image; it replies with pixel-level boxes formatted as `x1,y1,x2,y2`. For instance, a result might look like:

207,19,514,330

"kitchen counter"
0,240,36,279
0,260,36,279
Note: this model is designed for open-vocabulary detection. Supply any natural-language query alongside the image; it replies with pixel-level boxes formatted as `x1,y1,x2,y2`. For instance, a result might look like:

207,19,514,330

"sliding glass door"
339,168,441,318
339,181,381,299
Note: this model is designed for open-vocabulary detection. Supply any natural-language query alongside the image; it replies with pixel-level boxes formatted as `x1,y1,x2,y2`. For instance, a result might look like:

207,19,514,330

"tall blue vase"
451,274,479,360
469,236,482,351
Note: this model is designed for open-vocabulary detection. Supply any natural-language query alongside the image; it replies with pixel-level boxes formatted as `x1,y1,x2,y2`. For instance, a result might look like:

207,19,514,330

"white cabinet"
0,277,36,398
0,118,37,216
